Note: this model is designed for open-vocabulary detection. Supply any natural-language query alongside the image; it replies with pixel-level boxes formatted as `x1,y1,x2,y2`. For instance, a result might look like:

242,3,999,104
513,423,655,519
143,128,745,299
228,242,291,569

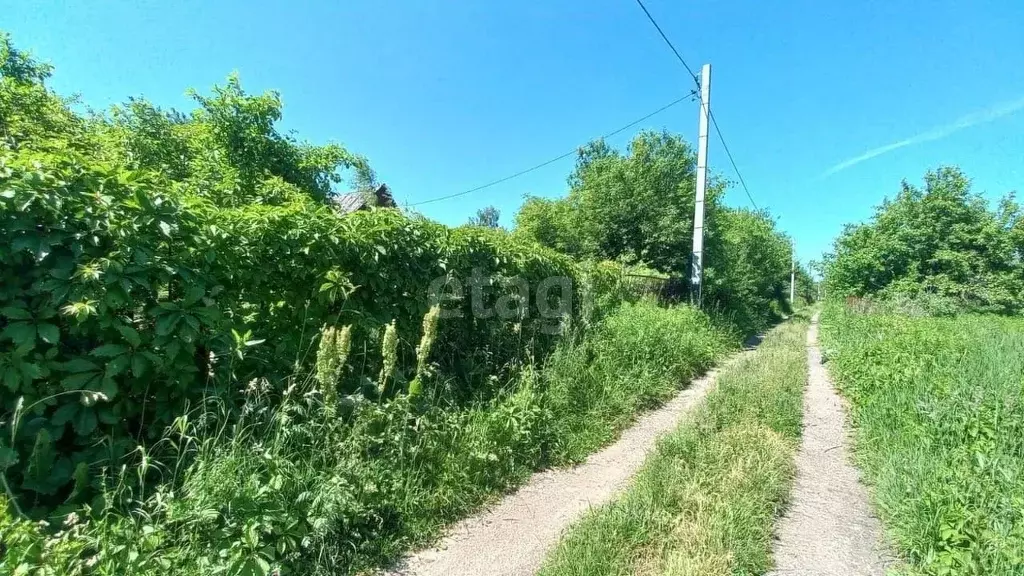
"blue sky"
4,0,1024,264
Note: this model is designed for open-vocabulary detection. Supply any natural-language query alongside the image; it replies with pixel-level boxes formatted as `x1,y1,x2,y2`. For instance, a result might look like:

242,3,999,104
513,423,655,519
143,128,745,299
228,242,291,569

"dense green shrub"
824,167,1024,313
703,208,794,332
0,134,584,510
0,33,580,510
513,131,794,334
1,300,736,575
821,305,1024,575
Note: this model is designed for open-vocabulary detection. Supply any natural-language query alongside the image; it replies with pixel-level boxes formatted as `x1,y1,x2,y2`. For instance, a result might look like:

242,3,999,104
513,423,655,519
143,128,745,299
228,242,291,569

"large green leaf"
72,408,98,435
98,376,119,401
105,355,130,379
1,321,35,346
116,324,142,347
131,354,150,378
62,372,100,391
51,402,79,427
0,306,32,320
37,322,60,344
155,313,179,336
0,446,18,471
2,368,21,392
18,361,42,381
63,358,100,373
23,429,56,492
91,344,128,358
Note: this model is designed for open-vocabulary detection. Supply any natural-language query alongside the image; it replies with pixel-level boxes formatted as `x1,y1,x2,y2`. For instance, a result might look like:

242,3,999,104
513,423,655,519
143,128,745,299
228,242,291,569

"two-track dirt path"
384,349,756,576
768,314,892,575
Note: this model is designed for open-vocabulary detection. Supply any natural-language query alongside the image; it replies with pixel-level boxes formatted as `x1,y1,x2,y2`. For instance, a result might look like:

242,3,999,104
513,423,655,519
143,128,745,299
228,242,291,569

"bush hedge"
0,300,734,575
0,34,592,510
0,146,592,508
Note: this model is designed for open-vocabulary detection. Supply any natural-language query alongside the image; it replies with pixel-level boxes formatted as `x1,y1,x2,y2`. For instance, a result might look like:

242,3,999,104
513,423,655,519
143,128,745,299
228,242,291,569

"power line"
710,111,758,211
632,0,699,85
632,0,760,212
408,92,695,207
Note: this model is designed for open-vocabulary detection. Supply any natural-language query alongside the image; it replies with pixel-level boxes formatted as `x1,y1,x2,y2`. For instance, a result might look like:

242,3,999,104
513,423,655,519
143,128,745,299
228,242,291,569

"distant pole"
690,64,711,307
790,252,796,305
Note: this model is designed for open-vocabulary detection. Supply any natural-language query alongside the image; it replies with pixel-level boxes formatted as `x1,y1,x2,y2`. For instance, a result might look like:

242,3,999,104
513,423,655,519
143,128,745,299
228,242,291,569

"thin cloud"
822,95,1024,177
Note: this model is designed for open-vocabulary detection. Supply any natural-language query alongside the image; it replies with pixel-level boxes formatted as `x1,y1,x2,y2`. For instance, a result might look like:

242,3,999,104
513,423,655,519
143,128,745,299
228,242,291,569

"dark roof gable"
331,184,396,214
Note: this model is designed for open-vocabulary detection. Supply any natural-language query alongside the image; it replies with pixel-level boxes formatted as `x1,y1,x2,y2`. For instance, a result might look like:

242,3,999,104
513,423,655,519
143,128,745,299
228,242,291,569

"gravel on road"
768,314,892,576
384,352,752,576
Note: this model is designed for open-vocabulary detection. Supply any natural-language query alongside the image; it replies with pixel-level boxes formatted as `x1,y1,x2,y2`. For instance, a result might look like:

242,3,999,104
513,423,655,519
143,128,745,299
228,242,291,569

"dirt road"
385,352,752,576
768,314,891,575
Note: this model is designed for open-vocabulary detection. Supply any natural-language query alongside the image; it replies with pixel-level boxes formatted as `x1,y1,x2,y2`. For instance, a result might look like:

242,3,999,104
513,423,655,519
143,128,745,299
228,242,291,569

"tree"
703,208,793,327
91,73,374,208
468,205,500,228
1,32,85,150
516,130,722,274
514,129,792,333
825,166,1023,313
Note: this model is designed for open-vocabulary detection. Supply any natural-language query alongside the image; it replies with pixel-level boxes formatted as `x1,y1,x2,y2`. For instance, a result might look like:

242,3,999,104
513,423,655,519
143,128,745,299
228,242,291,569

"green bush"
0,33,579,510
542,301,734,463
513,130,796,334
824,167,1024,314
0,149,585,508
821,305,1024,575
2,300,737,575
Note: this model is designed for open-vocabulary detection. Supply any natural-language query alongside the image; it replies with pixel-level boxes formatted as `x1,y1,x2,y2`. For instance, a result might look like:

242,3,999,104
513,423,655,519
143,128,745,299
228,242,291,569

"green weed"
542,301,734,463
1,301,736,575
821,305,1024,575
538,316,808,576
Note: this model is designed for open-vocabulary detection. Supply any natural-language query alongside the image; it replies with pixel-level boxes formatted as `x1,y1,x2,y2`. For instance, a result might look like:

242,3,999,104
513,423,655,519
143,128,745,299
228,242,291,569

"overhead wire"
411,0,759,210
632,0,699,84
710,111,758,211
633,0,760,211
408,92,696,207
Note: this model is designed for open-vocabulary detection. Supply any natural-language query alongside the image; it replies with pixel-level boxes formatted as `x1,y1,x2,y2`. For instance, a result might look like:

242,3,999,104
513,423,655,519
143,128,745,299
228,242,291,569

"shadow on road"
743,333,764,350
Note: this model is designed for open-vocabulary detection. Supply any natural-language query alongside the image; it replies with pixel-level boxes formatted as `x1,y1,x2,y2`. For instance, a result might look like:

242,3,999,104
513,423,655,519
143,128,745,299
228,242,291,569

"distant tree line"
514,130,798,333
825,166,1024,314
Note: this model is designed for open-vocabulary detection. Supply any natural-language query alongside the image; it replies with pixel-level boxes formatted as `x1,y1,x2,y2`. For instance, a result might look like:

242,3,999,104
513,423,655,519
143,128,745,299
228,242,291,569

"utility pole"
790,252,796,305
690,63,711,307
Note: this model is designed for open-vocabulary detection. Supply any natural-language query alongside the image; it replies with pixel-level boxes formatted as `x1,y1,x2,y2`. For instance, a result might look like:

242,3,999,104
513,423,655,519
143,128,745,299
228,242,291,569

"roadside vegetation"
825,166,1024,314
822,166,1024,575
821,307,1024,575
0,33,802,574
515,134,812,335
539,315,809,576
3,300,734,575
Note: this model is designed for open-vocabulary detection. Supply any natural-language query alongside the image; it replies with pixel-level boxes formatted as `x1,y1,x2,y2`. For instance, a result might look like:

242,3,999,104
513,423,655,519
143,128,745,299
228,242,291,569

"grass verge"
538,314,808,576
1,301,736,575
543,301,734,464
820,305,1024,575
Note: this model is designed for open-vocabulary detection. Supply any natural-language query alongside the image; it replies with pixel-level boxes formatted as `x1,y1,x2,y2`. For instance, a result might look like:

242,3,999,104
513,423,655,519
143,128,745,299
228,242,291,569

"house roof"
332,192,368,214
331,184,396,214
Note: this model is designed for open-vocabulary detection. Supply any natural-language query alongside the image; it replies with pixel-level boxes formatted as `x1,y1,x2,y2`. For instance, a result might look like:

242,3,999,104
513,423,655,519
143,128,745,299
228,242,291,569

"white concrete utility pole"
690,63,711,307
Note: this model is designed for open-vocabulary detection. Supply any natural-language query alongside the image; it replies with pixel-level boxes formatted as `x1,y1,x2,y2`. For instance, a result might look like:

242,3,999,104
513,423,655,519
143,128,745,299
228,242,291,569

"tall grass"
539,315,808,576
543,302,733,463
820,305,1024,575
1,300,735,575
